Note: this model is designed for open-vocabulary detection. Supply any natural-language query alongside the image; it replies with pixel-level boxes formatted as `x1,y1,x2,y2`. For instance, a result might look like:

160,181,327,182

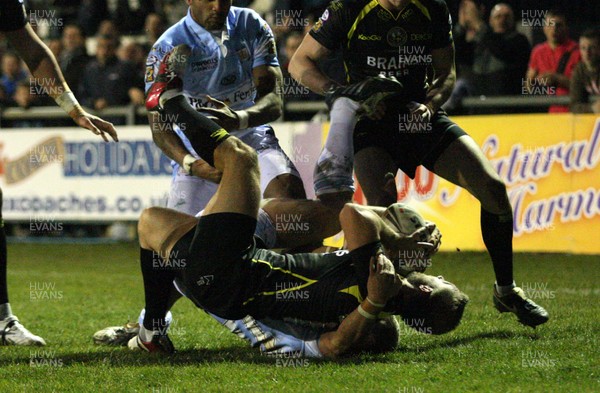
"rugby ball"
381,203,427,237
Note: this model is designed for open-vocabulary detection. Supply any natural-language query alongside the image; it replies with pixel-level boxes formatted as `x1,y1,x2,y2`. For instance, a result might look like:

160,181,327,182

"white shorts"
167,131,300,215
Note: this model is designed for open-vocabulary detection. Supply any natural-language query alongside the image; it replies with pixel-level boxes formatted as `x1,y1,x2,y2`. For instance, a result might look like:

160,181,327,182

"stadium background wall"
1,114,599,254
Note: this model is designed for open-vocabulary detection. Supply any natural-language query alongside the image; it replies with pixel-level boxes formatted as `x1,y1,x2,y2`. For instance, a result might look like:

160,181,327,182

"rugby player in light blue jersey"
146,0,305,213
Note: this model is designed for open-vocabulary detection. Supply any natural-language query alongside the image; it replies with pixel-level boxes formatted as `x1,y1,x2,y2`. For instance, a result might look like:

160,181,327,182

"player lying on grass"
95,43,416,356
127,79,468,357
95,196,442,357
96,198,442,357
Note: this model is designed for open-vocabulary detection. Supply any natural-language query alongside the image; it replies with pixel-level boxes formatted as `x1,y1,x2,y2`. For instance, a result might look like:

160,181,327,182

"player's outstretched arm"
5,24,118,142
318,254,400,358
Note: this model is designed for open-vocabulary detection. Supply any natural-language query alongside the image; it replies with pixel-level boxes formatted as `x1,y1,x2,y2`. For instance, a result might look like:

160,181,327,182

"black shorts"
354,108,467,178
172,213,266,320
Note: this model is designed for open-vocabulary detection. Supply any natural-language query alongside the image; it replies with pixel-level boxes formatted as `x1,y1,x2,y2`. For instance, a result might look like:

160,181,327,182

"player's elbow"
288,52,308,84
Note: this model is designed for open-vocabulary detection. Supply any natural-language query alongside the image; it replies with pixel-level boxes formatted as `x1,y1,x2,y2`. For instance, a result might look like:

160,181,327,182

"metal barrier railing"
0,105,147,126
0,95,595,126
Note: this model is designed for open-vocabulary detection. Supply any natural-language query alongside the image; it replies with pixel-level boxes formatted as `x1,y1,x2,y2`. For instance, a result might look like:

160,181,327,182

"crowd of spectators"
0,0,598,125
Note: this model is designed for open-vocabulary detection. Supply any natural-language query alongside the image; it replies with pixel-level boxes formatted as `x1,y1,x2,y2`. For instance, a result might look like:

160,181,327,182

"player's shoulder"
231,6,260,19
231,6,266,27
230,6,272,35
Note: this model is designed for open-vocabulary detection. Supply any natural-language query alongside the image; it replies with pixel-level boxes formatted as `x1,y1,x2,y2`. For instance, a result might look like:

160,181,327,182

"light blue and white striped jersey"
145,6,280,163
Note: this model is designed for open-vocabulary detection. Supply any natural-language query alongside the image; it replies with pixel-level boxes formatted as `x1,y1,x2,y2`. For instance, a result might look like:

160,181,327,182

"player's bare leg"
432,135,549,327
354,147,399,207
200,138,260,218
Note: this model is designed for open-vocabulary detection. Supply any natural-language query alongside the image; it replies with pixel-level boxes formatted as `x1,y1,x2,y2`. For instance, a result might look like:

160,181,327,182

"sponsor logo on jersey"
401,8,414,20
191,58,218,72
321,9,329,21
358,34,382,41
410,33,432,41
387,26,408,46
377,9,392,21
233,87,255,103
329,0,343,11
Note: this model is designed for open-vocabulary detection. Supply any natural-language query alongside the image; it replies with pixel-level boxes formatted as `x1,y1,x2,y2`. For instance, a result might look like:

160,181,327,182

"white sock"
495,281,516,296
319,97,360,164
0,303,13,320
139,325,155,342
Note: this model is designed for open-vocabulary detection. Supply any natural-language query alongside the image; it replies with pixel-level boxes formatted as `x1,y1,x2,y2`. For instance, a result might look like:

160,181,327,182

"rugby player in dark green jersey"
289,0,549,328
130,65,468,356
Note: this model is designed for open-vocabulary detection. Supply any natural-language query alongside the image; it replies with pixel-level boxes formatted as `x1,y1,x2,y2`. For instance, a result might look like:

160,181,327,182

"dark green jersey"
243,244,380,324
310,0,453,102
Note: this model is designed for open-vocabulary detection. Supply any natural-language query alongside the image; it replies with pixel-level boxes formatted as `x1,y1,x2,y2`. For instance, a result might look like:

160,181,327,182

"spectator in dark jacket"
59,24,91,93
471,3,531,96
79,35,144,120
570,28,600,113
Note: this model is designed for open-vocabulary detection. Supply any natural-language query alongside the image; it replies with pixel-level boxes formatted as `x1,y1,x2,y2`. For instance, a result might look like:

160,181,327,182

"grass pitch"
0,243,598,392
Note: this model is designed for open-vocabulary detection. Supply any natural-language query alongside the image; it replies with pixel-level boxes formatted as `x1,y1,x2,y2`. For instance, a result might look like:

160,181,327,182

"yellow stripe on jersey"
242,257,318,305
343,60,351,83
338,285,364,303
347,0,379,47
410,0,431,21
